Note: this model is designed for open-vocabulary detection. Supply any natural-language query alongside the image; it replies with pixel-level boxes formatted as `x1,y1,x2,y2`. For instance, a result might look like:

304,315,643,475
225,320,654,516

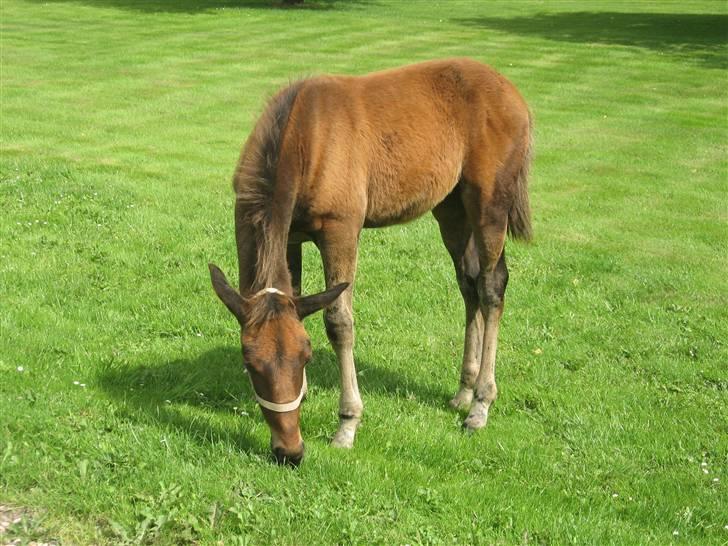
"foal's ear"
208,263,246,325
295,283,349,319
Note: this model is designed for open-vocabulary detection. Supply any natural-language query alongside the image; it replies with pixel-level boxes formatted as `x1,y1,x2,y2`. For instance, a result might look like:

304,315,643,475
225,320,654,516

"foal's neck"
236,215,293,297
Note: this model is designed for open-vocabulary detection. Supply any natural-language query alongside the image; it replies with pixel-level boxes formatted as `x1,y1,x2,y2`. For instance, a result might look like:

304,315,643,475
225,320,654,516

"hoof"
462,415,487,433
449,388,473,411
331,418,359,448
331,434,354,449
462,402,490,432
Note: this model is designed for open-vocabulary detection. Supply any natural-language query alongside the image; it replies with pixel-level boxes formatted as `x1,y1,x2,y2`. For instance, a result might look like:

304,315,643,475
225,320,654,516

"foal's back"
280,58,531,229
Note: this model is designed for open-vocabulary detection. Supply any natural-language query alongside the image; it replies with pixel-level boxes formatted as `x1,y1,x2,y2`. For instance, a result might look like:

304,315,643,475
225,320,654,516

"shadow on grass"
456,12,728,69
22,0,374,14
98,345,261,452
98,344,449,457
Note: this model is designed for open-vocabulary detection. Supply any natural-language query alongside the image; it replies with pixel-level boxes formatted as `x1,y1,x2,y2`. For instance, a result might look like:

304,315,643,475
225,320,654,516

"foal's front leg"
287,243,307,398
287,243,303,297
318,224,362,448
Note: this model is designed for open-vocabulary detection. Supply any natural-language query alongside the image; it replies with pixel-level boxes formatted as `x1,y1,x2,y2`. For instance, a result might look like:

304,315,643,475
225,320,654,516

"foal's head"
208,264,346,466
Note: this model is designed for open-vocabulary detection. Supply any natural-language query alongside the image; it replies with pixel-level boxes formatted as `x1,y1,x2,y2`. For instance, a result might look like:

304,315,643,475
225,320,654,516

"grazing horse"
209,58,532,465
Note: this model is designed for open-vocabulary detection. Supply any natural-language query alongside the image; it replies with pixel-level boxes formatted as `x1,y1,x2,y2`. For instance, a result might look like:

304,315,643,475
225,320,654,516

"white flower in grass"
673,530,679,536
16,366,24,372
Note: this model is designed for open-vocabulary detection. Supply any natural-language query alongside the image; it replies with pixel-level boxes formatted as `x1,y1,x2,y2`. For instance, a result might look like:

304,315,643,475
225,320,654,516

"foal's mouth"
272,446,304,467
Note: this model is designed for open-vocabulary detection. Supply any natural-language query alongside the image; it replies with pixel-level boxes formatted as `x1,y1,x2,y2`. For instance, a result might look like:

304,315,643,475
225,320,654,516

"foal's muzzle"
272,443,304,467
245,358,306,466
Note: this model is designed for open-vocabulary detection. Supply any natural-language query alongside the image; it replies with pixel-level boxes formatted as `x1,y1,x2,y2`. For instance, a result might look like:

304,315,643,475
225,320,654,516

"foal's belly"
363,164,461,228
363,194,443,228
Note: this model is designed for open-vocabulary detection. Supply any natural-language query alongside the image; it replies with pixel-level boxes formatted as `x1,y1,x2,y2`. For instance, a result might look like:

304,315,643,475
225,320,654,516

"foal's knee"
324,305,354,347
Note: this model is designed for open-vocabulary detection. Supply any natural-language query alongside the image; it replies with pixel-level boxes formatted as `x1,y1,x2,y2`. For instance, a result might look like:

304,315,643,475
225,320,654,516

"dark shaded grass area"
457,12,728,69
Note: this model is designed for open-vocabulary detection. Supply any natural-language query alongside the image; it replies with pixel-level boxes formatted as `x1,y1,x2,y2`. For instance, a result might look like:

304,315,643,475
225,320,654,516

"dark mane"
234,79,307,290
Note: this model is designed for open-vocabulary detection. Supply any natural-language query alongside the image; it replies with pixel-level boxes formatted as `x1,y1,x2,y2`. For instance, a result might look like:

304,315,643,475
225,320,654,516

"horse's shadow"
97,344,450,456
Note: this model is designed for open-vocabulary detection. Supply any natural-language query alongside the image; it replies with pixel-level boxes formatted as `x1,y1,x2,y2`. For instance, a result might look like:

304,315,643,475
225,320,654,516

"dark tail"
507,112,533,241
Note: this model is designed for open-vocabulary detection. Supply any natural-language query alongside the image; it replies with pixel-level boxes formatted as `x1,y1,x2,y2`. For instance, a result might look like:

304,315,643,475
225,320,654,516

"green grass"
1,0,727,544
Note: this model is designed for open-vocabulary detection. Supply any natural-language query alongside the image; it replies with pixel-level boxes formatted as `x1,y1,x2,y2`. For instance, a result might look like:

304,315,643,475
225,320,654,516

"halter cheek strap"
248,375,304,413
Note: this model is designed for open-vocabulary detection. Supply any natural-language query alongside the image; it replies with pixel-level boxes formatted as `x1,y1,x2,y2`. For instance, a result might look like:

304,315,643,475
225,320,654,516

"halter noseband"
248,375,305,413
246,286,304,413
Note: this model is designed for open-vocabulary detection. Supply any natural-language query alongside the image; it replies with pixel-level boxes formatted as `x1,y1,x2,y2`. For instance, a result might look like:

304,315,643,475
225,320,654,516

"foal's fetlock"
331,415,360,449
450,387,474,411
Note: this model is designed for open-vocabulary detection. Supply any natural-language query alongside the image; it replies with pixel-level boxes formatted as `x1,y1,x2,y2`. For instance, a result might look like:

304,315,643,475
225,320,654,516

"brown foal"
209,58,532,465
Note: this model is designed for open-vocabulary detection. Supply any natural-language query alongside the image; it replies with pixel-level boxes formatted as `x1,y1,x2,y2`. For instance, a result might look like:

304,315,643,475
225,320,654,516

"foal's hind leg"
433,196,484,411
461,185,509,432
316,222,363,448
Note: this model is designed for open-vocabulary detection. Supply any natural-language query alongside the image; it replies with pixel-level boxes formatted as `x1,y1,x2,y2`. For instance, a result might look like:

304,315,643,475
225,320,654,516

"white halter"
252,286,286,298
247,286,303,413
249,374,305,413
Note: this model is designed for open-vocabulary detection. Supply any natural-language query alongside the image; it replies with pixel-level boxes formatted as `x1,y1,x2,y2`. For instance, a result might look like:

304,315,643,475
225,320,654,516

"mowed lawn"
1,0,726,543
